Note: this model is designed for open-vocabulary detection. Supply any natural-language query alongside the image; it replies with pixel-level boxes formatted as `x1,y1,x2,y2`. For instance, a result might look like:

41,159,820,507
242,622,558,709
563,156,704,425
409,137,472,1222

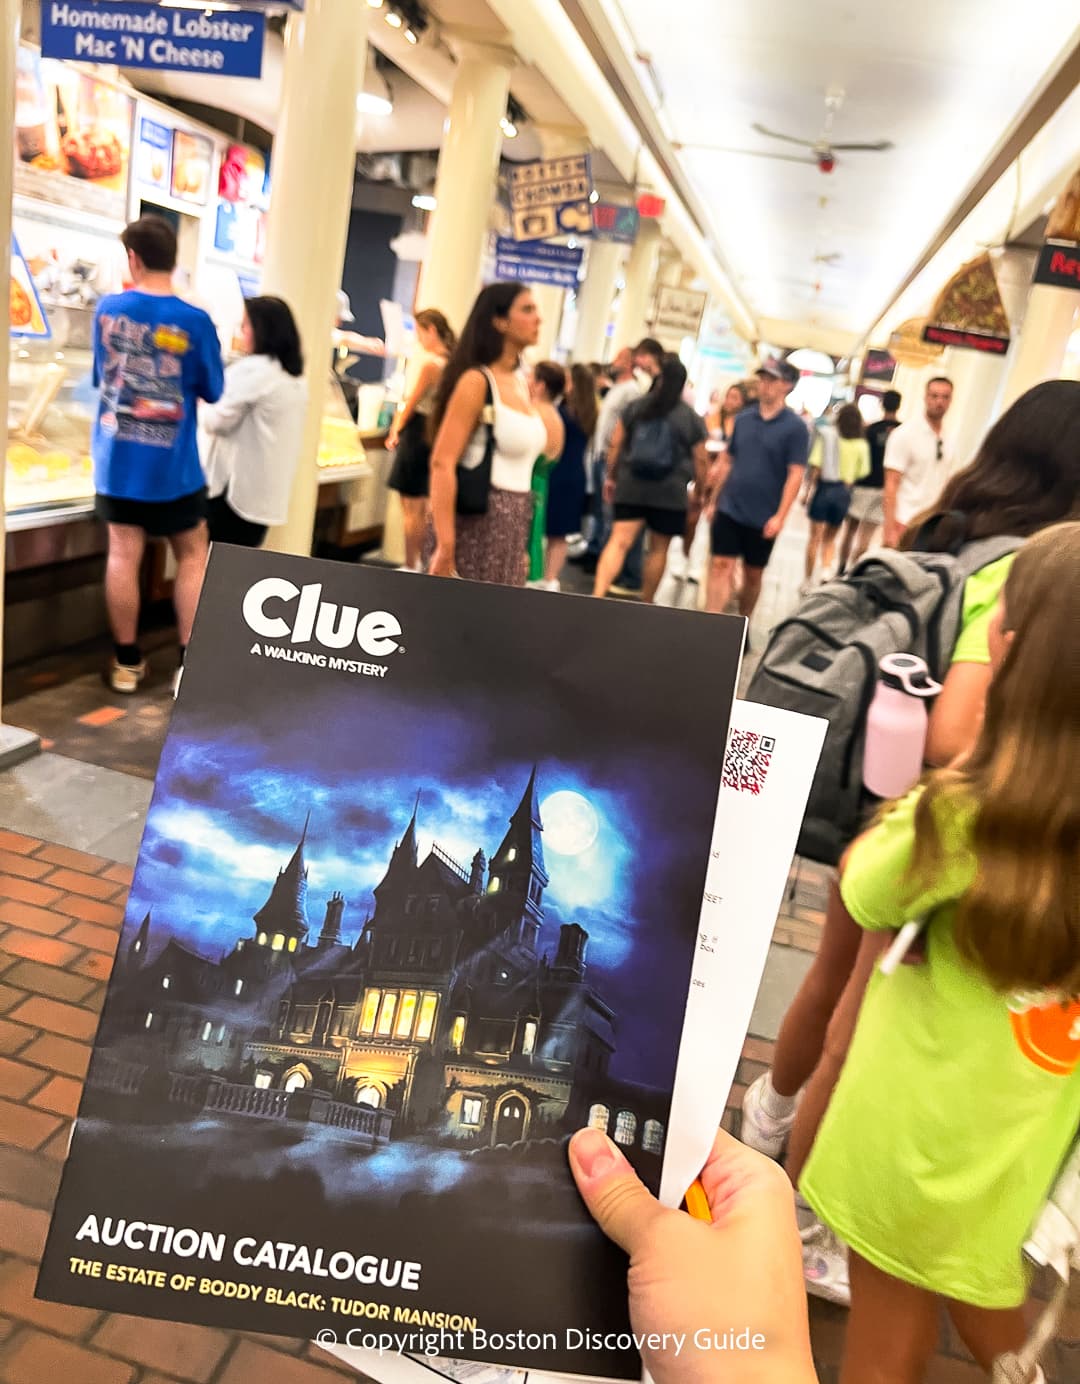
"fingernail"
572,1127,623,1181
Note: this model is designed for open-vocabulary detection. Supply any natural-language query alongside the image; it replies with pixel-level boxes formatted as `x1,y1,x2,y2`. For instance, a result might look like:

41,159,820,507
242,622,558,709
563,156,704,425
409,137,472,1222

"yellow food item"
43,451,72,476
7,443,40,476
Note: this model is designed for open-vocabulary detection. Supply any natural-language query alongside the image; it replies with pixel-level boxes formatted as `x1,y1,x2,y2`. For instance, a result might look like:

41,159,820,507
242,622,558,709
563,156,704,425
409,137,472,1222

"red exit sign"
636,193,666,218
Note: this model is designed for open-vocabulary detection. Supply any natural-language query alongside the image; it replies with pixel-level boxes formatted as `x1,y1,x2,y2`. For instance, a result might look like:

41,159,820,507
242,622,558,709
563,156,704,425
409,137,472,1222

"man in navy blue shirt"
706,358,808,624
93,216,223,693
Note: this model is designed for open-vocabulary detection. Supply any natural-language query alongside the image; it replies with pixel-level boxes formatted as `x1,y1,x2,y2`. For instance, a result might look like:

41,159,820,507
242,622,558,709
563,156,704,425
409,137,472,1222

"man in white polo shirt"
882,376,954,546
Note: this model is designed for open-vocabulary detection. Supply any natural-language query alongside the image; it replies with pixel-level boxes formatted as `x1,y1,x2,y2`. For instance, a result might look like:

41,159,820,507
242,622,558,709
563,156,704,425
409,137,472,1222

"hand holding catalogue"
568,1127,819,1384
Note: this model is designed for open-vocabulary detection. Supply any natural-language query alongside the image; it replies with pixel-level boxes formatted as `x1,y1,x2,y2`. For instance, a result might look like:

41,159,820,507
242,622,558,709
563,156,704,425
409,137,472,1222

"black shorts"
95,487,207,537
387,412,432,498
710,511,776,569
207,494,268,548
613,503,686,538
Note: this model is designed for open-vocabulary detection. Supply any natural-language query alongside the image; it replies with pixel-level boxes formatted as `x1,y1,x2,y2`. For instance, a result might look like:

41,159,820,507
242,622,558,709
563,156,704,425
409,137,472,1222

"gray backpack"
747,536,1020,865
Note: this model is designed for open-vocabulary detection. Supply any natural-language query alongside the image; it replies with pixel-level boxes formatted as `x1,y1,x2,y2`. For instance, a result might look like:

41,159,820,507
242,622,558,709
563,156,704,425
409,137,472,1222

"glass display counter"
6,305,97,528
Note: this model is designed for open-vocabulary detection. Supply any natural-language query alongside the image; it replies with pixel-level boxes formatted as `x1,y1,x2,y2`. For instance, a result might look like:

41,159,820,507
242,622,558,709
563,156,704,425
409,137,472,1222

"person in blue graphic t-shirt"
92,216,224,694
705,358,809,636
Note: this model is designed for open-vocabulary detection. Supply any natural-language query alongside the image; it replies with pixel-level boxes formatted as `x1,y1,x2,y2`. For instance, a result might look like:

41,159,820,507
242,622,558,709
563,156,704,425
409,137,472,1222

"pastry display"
10,276,32,328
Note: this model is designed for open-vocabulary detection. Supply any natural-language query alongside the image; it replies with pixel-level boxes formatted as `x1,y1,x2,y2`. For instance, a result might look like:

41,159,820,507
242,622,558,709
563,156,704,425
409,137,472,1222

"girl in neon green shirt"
801,521,1080,1382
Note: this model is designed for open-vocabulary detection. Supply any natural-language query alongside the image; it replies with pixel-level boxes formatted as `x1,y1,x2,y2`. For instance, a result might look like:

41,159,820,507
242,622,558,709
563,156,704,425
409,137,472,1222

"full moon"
540,791,600,856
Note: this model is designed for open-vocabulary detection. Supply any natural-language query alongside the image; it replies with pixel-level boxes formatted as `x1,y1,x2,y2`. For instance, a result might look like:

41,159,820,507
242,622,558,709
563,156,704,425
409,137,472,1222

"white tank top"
482,367,547,494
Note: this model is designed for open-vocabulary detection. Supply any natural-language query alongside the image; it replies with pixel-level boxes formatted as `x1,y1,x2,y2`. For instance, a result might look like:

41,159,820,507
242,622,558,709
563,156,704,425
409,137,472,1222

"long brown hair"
566,363,598,436
909,522,1080,995
904,379,1080,552
415,308,455,355
429,282,530,439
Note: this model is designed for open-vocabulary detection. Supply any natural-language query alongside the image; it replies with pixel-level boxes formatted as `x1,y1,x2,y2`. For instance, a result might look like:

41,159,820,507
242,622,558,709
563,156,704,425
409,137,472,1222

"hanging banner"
653,284,707,339
1033,240,1080,293
494,236,583,290
860,348,897,383
591,202,639,245
922,252,1011,355
506,154,593,242
40,1,265,78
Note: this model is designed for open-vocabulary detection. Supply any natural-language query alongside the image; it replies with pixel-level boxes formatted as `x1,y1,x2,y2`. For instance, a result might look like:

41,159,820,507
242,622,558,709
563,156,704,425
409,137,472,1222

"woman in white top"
387,308,455,571
428,283,548,587
202,296,307,547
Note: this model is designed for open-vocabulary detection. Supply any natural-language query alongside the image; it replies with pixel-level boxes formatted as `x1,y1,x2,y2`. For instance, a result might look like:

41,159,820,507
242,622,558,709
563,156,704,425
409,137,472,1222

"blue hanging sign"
494,237,583,290
40,1,265,78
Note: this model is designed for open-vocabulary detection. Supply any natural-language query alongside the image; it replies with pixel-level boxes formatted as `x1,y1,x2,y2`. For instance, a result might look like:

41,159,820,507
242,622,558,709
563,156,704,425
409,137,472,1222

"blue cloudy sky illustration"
122,668,717,1085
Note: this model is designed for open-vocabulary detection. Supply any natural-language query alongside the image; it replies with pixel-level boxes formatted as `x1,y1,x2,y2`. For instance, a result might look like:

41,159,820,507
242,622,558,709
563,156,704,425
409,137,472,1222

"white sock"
758,1071,798,1121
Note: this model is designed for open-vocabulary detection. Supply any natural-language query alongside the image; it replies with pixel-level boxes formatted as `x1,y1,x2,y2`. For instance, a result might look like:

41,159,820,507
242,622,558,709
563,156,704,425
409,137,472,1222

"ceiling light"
589,190,599,204
385,9,403,27
412,193,437,211
356,66,393,117
366,0,384,7
500,117,517,139
404,26,418,44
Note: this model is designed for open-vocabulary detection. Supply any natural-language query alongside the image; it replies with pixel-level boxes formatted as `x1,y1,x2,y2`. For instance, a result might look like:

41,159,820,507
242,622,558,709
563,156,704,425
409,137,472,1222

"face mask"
633,367,652,391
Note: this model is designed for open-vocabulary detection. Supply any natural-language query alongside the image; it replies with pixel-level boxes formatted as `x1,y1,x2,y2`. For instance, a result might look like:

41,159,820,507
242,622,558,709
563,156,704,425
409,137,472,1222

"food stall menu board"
14,45,133,222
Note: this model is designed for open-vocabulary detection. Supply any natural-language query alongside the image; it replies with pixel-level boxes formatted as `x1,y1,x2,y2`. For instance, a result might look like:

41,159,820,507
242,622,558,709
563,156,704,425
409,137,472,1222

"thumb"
568,1127,667,1257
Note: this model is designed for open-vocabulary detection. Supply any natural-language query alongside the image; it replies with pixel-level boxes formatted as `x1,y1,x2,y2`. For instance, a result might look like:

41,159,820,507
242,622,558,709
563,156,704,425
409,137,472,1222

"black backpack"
747,535,1020,865
625,413,678,481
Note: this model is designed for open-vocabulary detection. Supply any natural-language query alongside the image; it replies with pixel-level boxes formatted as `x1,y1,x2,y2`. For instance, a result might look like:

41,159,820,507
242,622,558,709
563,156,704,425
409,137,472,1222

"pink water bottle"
863,653,942,798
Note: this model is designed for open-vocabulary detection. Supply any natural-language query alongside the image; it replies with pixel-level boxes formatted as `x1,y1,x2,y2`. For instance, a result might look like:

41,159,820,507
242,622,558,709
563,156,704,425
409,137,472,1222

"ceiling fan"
750,121,893,173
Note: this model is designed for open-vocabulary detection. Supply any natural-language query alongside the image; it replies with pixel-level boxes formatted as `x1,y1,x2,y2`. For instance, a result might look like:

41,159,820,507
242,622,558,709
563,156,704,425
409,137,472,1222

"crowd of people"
89,215,1079,1382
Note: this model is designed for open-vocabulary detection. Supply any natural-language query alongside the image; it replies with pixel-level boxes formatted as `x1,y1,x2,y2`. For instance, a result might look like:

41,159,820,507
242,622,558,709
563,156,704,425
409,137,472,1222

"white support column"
262,0,370,557
571,238,622,362
997,282,1079,411
941,347,1007,471
612,219,661,349
0,0,39,764
417,40,514,333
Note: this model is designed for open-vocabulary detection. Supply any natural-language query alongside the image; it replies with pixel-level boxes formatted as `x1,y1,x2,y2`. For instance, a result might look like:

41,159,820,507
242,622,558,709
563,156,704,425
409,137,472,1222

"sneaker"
609,581,643,598
802,1220,850,1307
108,658,146,694
740,1073,796,1159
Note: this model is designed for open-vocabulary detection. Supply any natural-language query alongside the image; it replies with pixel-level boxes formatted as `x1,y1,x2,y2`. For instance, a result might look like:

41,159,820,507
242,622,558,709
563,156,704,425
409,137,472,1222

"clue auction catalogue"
37,547,745,1379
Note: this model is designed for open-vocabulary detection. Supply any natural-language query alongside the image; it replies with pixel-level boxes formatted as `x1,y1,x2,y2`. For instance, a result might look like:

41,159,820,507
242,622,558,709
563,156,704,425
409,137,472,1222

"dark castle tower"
127,911,151,969
487,768,549,951
318,892,346,949
553,922,588,980
470,849,486,894
373,795,419,918
253,816,310,953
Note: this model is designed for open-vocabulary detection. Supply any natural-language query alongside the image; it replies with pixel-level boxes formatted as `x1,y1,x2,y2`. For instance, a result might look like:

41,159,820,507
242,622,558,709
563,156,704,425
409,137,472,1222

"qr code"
722,730,775,795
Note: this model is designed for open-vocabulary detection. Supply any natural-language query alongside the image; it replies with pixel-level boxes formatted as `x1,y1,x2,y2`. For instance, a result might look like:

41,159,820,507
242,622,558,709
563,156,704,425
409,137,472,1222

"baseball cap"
336,289,355,323
757,357,799,385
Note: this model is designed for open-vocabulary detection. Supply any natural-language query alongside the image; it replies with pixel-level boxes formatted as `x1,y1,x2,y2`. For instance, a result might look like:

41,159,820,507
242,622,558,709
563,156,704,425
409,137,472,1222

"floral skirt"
433,487,533,587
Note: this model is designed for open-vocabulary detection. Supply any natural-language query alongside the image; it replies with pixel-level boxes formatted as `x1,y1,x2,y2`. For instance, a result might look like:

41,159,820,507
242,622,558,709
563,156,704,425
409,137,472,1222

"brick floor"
0,834,1075,1383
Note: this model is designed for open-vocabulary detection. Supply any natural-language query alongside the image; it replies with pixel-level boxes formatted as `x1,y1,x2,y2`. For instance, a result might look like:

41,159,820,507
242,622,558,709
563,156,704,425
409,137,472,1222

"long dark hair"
430,282,529,436
639,353,688,421
836,403,863,440
566,363,598,436
905,380,1080,552
415,307,456,354
245,296,303,377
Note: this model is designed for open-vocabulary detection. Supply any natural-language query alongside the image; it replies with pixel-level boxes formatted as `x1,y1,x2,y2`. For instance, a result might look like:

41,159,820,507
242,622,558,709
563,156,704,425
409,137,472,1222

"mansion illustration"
100,772,668,1161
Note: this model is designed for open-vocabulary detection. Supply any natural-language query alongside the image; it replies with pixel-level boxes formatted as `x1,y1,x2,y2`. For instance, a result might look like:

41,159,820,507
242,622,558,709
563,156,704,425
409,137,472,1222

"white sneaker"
545,578,561,592
740,1073,797,1159
802,1219,851,1307
108,658,146,694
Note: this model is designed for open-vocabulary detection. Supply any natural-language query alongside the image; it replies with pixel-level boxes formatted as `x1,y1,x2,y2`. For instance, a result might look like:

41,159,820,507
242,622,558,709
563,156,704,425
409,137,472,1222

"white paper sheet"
323,699,826,1384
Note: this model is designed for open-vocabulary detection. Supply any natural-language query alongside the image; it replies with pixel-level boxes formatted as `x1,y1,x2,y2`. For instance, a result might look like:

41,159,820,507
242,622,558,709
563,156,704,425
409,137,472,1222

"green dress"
528,454,558,583
800,789,1080,1307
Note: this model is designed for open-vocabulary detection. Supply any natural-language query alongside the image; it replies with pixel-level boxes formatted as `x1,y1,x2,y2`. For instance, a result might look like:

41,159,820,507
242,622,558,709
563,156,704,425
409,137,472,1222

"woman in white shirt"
428,283,548,587
202,296,307,547
387,308,455,571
